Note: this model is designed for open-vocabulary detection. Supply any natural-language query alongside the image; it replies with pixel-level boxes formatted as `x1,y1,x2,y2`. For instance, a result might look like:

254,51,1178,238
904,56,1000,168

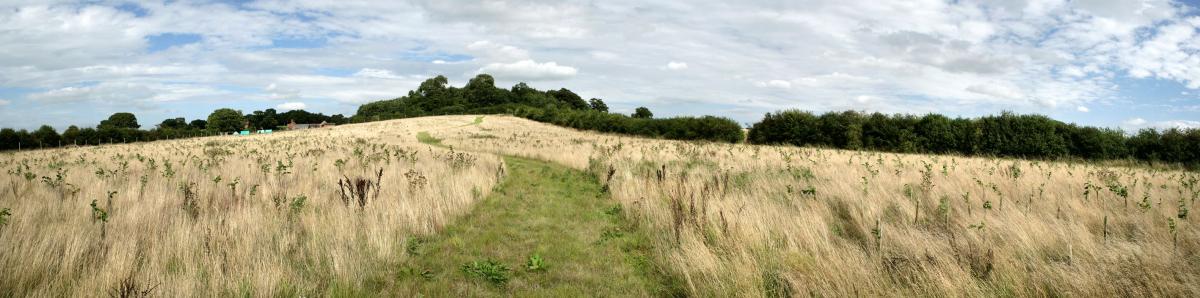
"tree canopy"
748,109,1200,169
351,74,743,143
207,108,245,132
99,112,140,129
632,107,653,119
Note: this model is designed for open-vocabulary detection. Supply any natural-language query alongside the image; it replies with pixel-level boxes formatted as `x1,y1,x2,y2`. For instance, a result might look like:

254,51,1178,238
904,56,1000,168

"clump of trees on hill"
0,108,348,151
353,74,744,143
748,110,1200,168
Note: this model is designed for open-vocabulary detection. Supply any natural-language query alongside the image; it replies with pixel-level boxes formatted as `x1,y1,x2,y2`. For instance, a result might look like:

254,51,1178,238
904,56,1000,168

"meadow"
0,117,502,296
2,114,1198,297
435,115,1200,297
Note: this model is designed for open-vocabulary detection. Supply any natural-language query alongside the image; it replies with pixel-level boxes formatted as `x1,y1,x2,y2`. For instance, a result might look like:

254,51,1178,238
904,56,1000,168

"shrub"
748,109,1200,168
461,259,511,285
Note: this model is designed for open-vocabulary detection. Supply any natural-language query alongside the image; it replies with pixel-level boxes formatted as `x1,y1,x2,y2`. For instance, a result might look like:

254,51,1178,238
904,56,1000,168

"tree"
99,112,140,129
62,125,81,145
207,108,245,132
465,74,509,107
32,125,60,147
330,114,347,124
15,129,33,149
632,107,653,119
189,119,208,130
0,128,17,150
916,114,954,154
159,117,188,129
589,98,609,113
548,88,588,110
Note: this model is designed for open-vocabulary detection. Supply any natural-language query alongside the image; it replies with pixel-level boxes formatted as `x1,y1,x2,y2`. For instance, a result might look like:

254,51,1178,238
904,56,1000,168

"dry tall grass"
0,117,503,296
435,115,1200,297
4,114,1198,296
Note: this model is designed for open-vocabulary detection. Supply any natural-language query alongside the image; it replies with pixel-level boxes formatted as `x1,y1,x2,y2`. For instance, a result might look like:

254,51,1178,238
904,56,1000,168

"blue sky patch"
115,2,148,17
146,33,202,53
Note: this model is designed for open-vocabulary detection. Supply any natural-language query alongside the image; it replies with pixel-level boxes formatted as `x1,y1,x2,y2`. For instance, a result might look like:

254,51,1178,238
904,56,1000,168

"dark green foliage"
206,108,245,132
242,108,347,130
975,112,1067,158
514,107,743,143
0,128,17,150
351,74,742,143
99,112,140,129
31,125,60,147
188,119,208,130
547,88,588,110
749,109,1200,169
461,259,511,285
0,208,10,228
588,98,609,112
158,117,188,129
632,107,653,119
748,110,823,146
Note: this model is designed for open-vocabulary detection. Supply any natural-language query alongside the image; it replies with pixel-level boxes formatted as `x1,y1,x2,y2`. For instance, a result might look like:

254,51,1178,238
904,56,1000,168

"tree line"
748,110,1200,168
0,109,348,151
353,74,744,143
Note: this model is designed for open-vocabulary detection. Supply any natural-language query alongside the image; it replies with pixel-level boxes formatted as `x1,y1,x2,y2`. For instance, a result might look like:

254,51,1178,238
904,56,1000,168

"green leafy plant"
1169,218,1179,252
1137,194,1152,212
405,236,423,256
968,222,985,231
90,199,109,223
461,259,511,286
605,204,623,216
289,195,307,214
0,207,11,228
179,182,199,219
526,254,546,272
1178,198,1189,219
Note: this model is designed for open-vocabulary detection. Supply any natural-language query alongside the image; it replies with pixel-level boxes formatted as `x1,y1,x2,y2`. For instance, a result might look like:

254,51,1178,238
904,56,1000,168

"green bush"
748,109,1200,168
350,74,744,143
461,259,511,285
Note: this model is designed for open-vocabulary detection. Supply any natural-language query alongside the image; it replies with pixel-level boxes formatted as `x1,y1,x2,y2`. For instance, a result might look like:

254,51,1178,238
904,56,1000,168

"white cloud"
965,83,1024,100
276,102,307,110
477,59,577,80
0,99,9,106
27,82,223,104
1122,118,1200,131
755,80,791,89
466,40,530,61
353,68,403,79
1,0,1198,129
1156,120,1200,129
1076,106,1089,112
590,51,619,60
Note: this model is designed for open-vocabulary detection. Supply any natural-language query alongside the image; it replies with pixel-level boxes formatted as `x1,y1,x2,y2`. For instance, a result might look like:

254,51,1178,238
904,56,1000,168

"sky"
1,0,1199,131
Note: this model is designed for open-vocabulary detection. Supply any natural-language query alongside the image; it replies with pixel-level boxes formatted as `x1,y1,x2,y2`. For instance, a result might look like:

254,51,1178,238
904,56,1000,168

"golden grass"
4,114,1198,296
0,117,502,296
434,115,1200,297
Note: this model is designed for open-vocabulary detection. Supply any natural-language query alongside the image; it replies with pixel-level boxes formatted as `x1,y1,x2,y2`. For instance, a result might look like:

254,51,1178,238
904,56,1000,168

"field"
0,117,503,296
3,115,1199,296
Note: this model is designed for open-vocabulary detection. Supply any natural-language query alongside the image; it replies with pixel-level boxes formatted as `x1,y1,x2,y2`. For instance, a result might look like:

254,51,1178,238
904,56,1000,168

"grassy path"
384,154,673,296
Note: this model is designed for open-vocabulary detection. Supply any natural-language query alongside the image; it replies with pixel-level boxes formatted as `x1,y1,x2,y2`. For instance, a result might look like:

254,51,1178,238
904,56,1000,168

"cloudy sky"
1,0,1199,131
